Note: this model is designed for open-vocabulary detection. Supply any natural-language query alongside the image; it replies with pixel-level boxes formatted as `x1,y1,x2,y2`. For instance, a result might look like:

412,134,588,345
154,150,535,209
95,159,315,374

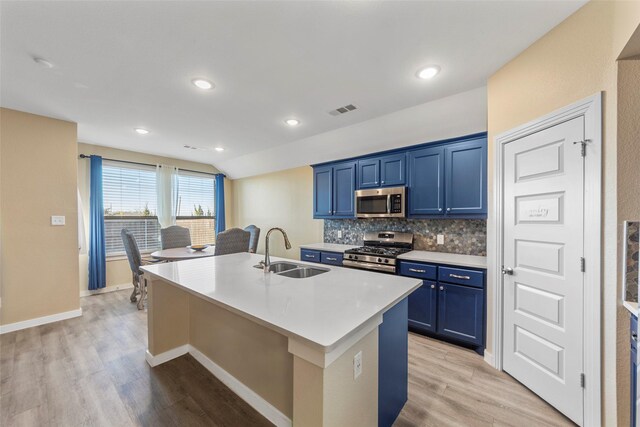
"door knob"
439,286,444,291
501,266,514,275
430,284,435,289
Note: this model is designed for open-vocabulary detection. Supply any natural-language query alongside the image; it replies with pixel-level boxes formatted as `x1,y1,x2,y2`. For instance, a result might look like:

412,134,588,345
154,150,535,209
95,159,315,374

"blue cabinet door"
380,153,406,187
313,165,333,218
358,158,380,189
444,139,487,215
333,161,356,217
437,283,483,346
408,146,445,216
408,280,437,333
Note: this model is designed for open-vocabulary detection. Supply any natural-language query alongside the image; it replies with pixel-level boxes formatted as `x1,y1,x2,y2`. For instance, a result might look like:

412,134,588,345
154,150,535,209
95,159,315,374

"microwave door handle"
387,194,392,214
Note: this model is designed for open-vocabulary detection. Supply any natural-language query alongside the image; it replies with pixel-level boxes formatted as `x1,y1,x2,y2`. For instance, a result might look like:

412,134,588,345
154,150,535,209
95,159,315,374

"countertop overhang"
141,252,421,355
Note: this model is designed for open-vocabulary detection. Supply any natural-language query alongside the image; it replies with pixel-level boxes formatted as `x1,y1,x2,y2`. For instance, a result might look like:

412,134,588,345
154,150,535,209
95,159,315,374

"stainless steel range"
343,231,413,273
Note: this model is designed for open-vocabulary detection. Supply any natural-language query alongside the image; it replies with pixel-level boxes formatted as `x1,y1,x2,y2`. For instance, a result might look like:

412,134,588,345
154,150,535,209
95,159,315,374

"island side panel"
293,328,379,427
188,294,294,419
147,277,189,357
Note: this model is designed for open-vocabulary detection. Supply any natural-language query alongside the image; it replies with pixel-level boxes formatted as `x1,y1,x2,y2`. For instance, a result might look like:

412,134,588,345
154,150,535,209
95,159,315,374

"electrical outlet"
437,234,444,245
353,351,362,379
51,215,66,226
337,230,343,238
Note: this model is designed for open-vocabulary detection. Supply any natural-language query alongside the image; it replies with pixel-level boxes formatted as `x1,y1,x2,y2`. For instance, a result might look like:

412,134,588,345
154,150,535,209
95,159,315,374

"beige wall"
0,108,80,325
229,166,323,260
487,2,640,424
77,142,219,293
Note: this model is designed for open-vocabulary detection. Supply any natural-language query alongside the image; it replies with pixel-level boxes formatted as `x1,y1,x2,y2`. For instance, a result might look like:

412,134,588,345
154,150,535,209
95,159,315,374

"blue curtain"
215,174,226,236
88,155,106,290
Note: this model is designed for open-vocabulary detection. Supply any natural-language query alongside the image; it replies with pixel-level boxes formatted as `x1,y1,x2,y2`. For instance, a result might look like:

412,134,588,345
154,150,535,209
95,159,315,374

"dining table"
150,245,216,261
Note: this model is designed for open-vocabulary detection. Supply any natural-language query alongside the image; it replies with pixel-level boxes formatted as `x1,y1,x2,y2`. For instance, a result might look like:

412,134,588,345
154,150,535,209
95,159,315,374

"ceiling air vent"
329,104,358,116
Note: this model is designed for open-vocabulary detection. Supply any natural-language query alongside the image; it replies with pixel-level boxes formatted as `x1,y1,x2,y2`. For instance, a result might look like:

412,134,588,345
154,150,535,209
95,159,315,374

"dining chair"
244,225,261,253
214,228,251,256
161,225,192,249
121,228,162,310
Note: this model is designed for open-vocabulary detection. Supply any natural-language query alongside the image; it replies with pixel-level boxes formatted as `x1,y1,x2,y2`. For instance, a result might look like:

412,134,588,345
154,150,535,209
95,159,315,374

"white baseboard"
145,345,189,367
0,308,83,334
146,344,292,427
483,349,496,368
80,283,133,297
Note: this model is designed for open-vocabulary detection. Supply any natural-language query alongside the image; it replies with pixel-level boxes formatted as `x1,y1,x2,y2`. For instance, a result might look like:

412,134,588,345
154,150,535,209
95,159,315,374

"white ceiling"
1,1,586,178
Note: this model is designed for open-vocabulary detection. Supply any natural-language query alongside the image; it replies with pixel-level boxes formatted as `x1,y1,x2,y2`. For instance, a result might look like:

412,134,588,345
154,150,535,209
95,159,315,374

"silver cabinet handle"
438,208,442,212
439,286,444,291
409,268,426,273
326,257,337,261
430,284,435,289
446,208,451,212
381,180,385,184
449,273,470,280
305,254,314,258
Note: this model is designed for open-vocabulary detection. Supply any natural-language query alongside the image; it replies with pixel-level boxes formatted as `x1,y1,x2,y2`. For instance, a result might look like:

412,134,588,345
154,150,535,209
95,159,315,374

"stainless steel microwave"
355,187,406,218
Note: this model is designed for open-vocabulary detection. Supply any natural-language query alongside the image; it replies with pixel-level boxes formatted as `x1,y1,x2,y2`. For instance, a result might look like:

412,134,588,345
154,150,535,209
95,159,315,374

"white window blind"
176,170,215,245
103,161,160,255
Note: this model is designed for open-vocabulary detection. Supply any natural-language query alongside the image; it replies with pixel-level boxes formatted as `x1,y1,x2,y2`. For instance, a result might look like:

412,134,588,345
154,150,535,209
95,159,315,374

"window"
101,161,216,256
103,161,160,255
176,171,215,245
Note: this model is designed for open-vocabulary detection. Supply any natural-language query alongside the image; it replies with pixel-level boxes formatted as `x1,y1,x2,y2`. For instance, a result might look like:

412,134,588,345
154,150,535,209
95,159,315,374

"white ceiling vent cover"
329,104,358,116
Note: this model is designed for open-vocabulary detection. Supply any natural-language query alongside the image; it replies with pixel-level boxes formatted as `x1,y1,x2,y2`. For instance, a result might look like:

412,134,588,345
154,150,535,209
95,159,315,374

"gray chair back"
121,228,143,274
214,228,251,256
161,225,192,249
244,225,261,253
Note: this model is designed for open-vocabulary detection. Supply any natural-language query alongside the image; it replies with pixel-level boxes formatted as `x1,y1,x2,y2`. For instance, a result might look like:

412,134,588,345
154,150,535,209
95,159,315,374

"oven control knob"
353,256,358,260
377,258,382,263
384,259,389,263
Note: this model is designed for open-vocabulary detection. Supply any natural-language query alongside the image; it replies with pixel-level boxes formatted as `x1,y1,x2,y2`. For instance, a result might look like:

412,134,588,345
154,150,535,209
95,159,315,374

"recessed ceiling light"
192,78,214,90
416,65,441,80
214,147,225,152
134,128,150,135
285,118,300,126
33,57,54,68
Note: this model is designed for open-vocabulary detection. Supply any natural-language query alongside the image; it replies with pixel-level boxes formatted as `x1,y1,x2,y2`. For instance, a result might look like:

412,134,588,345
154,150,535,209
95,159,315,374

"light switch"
51,215,66,226
353,351,362,379
337,230,343,238
437,234,444,245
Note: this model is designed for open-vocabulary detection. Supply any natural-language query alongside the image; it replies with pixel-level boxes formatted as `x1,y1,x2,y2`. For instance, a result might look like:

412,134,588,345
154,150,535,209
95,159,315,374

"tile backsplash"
324,218,486,256
624,221,639,303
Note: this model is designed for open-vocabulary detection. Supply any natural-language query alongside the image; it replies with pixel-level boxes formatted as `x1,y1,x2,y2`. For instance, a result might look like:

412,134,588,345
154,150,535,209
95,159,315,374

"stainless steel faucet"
260,227,292,272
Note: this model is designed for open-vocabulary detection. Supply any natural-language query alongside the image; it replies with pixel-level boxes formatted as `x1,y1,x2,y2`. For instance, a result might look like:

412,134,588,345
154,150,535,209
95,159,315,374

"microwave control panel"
390,194,403,213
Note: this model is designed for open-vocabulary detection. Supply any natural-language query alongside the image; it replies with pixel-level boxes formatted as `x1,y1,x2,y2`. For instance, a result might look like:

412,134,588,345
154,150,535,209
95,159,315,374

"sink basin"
277,267,329,279
253,261,299,273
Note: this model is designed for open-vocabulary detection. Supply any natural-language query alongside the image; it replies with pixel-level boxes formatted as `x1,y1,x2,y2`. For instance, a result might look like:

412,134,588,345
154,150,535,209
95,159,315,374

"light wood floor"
0,290,574,427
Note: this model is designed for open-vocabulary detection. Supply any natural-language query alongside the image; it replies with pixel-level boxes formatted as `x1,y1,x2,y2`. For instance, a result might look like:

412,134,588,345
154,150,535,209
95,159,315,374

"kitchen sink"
268,262,300,273
277,266,329,279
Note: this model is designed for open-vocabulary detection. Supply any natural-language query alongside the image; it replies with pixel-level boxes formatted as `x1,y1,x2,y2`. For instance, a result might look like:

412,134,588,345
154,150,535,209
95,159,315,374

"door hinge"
580,373,585,388
580,257,585,272
573,139,590,157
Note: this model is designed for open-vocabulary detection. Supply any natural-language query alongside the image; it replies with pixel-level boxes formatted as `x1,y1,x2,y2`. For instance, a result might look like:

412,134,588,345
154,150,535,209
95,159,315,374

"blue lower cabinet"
378,298,408,427
437,283,484,346
300,249,320,263
408,280,437,333
320,251,343,266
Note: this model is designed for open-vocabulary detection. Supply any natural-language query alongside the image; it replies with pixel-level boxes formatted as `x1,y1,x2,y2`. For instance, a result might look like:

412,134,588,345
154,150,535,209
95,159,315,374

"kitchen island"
141,252,421,427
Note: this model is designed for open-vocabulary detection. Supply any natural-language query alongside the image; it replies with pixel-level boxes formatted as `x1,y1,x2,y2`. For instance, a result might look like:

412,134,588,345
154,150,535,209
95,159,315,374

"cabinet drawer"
438,266,484,288
398,262,437,280
300,249,321,263
321,251,343,266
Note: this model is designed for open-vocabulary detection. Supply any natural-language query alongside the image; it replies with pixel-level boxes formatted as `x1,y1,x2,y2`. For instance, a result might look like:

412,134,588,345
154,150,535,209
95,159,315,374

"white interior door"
502,116,585,425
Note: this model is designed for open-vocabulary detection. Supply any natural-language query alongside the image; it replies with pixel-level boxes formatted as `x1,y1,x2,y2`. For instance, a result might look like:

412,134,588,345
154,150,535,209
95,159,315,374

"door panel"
502,116,584,425
407,280,437,332
444,139,487,215
437,283,483,345
358,159,380,189
313,166,333,217
333,161,356,217
408,146,444,216
380,153,406,187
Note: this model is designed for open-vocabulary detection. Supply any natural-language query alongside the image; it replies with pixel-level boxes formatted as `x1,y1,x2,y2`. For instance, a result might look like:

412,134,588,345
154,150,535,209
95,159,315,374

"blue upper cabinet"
445,139,487,215
333,161,356,217
358,158,380,189
380,153,406,187
357,154,405,189
313,161,356,219
408,146,445,216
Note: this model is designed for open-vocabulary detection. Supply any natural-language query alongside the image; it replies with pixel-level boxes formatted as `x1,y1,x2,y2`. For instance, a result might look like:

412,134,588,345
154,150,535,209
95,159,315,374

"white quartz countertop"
624,300,638,316
299,243,359,253
398,250,487,269
141,253,421,352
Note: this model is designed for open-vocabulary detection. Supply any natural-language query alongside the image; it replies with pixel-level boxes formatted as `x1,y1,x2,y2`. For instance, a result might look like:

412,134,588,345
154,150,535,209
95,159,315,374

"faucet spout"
263,227,292,272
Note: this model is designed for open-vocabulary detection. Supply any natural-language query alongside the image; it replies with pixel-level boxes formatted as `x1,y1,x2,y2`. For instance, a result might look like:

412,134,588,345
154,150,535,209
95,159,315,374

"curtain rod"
78,154,221,177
